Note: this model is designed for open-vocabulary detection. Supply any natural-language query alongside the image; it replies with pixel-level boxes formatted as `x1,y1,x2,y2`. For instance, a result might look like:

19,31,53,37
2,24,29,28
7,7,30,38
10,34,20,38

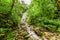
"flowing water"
21,12,42,40
18,0,43,40
14,0,49,40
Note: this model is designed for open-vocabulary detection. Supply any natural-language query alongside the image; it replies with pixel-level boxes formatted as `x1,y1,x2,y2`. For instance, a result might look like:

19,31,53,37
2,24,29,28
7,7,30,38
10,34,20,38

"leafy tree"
0,0,25,40
27,0,60,32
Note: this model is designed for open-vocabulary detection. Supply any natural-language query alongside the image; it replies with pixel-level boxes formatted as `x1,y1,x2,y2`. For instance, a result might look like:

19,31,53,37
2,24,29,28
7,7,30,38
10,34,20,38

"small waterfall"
18,0,31,5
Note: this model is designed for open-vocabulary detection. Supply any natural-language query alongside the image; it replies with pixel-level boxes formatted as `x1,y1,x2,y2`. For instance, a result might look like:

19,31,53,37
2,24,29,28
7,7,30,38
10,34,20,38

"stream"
21,12,42,40
16,0,46,40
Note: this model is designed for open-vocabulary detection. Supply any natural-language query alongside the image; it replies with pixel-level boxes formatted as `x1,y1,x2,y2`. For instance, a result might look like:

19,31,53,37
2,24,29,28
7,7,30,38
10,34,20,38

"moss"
4,31,15,40
0,34,5,38
20,31,27,37
43,25,57,32
34,27,43,36
28,37,33,40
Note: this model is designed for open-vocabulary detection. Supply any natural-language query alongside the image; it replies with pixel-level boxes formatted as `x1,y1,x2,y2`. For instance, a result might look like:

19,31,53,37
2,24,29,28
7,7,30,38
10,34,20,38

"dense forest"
0,0,60,40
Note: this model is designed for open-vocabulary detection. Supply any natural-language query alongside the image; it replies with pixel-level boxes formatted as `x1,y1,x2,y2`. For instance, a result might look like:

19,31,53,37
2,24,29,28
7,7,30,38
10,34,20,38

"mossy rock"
34,27,43,36
28,37,33,40
0,34,5,37
20,31,27,37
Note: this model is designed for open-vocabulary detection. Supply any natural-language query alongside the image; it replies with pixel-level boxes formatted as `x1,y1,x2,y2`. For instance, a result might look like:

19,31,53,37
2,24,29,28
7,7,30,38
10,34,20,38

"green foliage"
0,0,25,40
27,0,60,32
20,31,27,37
4,31,15,40
0,0,11,12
